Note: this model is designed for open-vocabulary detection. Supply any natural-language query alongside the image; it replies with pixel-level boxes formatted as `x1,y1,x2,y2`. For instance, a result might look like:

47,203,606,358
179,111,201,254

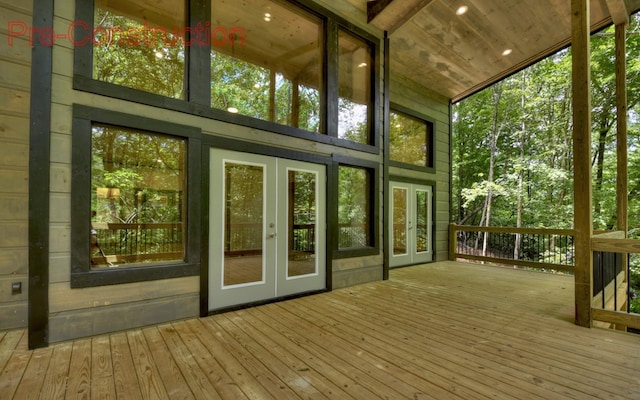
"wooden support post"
615,23,629,319
269,70,276,122
605,0,631,26
291,79,300,128
615,24,628,241
571,0,593,328
449,223,457,261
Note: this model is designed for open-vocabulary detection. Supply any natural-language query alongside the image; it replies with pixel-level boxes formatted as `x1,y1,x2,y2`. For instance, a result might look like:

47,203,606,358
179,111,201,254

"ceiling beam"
367,0,434,34
605,0,631,25
367,0,395,23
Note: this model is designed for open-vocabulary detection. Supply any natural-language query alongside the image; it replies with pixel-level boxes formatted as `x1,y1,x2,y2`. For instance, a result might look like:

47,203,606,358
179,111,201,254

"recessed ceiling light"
264,12,271,21
456,5,468,15
502,48,512,56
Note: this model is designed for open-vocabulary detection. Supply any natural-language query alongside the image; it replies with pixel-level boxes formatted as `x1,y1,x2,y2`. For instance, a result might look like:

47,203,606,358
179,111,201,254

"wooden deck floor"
1,261,640,399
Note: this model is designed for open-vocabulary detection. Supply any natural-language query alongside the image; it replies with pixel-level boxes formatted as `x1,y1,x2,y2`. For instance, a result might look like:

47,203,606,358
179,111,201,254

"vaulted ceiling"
359,0,640,102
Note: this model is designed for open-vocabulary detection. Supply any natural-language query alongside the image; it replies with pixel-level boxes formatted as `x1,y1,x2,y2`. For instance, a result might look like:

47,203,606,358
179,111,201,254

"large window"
334,157,379,257
211,0,323,132
337,30,373,144
92,0,186,98
75,0,379,151
389,105,434,170
90,125,186,268
71,106,200,287
338,166,370,249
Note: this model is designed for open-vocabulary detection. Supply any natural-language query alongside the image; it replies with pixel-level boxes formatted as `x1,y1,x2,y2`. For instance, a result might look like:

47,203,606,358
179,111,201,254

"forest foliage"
451,15,640,312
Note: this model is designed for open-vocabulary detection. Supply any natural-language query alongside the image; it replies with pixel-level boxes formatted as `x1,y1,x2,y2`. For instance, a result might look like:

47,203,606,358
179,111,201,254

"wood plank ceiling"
359,0,640,102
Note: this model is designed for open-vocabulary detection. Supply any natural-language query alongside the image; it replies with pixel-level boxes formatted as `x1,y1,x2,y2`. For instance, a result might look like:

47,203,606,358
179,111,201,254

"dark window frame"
388,102,435,173
70,105,201,288
331,154,379,259
73,0,380,154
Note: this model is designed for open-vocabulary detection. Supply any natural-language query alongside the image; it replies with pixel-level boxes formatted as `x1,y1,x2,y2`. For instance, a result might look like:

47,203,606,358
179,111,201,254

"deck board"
64,338,91,400
2,261,640,399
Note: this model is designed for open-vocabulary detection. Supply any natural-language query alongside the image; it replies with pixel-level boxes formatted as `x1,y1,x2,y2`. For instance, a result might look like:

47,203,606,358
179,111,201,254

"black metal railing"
593,251,625,305
451,225,574,271
338,224,368,249
293,223,315,253
92,222,184,263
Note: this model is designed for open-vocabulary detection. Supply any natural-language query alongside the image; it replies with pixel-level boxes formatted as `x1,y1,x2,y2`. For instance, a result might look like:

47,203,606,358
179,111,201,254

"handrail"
449,223,575,271
592,237,640,253
589,231,640,332
453,224,574,236
450,224,640,332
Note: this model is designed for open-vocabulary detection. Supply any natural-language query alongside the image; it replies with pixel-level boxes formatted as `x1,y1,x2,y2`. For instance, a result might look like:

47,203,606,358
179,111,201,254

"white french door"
389,182,433,267
208,149,326,311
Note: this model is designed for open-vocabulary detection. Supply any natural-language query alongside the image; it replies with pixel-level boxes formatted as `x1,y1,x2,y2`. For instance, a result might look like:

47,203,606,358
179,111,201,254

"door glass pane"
416,190,429,253
224,162,264,285
392,188,408,256
288,170,317,277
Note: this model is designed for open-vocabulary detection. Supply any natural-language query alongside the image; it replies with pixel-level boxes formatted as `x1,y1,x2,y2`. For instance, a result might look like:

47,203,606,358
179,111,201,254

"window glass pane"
93,0,186,98
392,187,407,255
90,124,186,268
338,30,372,144
389,111,430,167
416,190,429,253
211,0,323,132
338,166,371,249
224,163,264,286
288,170,317,277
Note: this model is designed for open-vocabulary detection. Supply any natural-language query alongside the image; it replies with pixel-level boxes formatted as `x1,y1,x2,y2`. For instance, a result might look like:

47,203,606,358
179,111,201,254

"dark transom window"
389,108,434,169
337,29,373,144
93,0,186,98
211,0,323,132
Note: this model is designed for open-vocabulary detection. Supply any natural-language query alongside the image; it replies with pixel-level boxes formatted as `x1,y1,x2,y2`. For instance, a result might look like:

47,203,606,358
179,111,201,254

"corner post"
449,223,457,261
571,0,593,327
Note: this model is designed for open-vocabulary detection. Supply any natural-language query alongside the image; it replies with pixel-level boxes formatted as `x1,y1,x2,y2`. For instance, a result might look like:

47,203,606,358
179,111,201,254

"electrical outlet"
12,282,22,295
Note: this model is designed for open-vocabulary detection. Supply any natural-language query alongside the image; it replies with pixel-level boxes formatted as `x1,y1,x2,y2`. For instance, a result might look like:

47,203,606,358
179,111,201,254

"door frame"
384,176,436,273
200,136,333,316
388,181,433,268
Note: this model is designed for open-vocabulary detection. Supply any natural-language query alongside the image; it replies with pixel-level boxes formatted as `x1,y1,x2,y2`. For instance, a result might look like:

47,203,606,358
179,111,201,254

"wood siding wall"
0,0,32,330
48,1,200,343
43,0,450,342
390,74,451,262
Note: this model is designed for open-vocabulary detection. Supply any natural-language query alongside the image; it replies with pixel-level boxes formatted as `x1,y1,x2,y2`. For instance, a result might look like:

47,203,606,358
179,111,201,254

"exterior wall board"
49,293,199,343
0,0,32,330
25,0,452,342
390,74,451,262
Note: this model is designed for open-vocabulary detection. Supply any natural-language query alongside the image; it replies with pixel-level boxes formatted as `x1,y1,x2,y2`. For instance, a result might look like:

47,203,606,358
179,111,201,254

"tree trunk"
594,125,608,219
482,84,503,257
482,83,502,256
514,72,526,260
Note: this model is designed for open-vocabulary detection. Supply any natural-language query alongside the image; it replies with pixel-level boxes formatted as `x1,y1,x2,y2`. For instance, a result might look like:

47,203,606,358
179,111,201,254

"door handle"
269,233,277,238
